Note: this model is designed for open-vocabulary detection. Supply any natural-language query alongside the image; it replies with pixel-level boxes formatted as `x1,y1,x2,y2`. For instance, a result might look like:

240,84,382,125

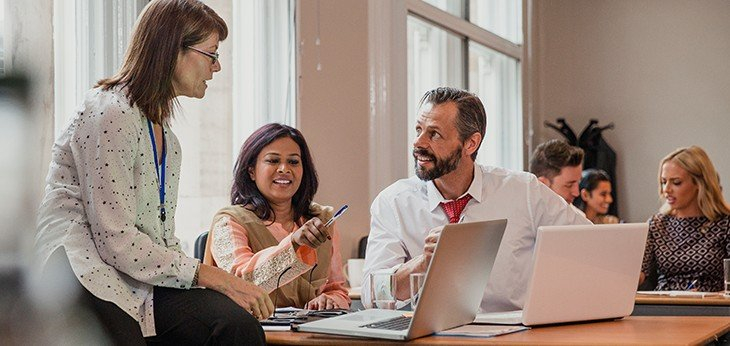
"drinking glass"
409,273,426,310
722,258,730,297
370,271,397,309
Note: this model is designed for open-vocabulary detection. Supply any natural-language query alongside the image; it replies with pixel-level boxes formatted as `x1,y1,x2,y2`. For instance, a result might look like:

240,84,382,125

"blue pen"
321,205,348,240
324,204,348,228
686,279,698,290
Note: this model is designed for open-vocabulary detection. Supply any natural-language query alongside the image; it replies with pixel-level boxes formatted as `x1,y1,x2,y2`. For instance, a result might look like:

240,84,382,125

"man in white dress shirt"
362,87,590,312
529,139,585,207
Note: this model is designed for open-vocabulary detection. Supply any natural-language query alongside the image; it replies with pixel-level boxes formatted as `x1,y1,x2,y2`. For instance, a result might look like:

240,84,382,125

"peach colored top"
211,217,349,308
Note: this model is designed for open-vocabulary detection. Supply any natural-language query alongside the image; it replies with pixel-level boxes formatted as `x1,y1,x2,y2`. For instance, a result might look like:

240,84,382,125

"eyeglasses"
271,264,318,319
186,46,219,65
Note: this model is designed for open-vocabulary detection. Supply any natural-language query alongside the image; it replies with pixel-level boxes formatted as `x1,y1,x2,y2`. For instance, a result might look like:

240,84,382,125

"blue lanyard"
147,119,166,222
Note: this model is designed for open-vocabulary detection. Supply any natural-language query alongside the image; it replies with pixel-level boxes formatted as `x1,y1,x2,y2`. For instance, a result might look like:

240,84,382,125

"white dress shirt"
35,87,198,337
363,164,591,312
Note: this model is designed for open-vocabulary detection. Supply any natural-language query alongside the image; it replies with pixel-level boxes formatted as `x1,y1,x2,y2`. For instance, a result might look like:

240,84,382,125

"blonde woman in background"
639,146,730,292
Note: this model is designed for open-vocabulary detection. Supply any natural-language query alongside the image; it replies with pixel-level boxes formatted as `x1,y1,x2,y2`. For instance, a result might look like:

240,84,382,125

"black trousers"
51,249,265,345
83,286,265,345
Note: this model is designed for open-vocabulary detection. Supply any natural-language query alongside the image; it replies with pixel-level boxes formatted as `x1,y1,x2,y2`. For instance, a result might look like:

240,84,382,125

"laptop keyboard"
360,316,412,330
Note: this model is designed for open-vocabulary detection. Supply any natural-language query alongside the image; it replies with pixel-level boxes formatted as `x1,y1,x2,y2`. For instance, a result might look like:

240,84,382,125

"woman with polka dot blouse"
639,146,730,292
35,0,272,344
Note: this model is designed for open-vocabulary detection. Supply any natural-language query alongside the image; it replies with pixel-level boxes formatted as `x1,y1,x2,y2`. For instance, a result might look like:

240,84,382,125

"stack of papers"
637,290,720,297
435,324,529,338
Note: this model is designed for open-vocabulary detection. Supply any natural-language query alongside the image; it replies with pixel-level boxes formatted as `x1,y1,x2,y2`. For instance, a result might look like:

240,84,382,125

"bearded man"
362,87,590,312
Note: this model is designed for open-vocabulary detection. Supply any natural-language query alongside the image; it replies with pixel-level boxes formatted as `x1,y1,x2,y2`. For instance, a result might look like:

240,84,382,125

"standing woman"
639,146,730,291
35,0,272,344
574,169,619,224
204,123,350,310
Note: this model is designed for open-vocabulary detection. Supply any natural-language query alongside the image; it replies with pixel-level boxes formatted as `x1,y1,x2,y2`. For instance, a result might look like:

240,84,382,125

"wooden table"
633,293,730,316
265,316,730,345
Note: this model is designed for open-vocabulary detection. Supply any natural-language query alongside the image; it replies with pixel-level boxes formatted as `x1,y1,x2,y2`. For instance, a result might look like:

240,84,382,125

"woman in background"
639,146,730,291
574,169,619,224
205,123,350,310
35,1,271,343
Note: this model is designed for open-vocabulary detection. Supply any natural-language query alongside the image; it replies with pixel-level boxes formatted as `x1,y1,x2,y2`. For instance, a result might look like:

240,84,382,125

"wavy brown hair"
97,0,228,124
231,124,319,224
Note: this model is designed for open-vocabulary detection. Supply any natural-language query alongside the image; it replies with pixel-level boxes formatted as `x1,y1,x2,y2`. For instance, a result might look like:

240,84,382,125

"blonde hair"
658,146,730,220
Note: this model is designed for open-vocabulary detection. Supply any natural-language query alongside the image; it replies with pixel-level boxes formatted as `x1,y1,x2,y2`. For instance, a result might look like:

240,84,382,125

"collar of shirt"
425,163,484,212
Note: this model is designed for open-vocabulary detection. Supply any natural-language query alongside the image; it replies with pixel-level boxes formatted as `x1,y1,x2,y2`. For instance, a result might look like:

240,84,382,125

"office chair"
357,236,368,259
194,231,209,261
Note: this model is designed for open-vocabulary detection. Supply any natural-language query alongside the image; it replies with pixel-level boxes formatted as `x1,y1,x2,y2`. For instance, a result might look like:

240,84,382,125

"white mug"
343,258,365,288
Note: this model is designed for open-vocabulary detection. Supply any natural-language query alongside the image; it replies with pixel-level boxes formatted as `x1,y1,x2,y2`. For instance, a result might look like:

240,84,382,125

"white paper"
435,324,529,338
637,290,720,297
262,325,292,332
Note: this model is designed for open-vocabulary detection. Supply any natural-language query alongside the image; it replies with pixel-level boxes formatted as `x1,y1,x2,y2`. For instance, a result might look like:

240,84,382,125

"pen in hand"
322,204,348,239
685,279,698,291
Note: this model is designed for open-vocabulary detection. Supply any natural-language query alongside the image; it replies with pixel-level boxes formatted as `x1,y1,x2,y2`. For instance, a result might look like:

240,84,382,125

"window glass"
469,0,523,44
469,41,522,171
0,1,4,76
175,0,296,254
422,0,465,19
233,0,296,151
407,15,464,175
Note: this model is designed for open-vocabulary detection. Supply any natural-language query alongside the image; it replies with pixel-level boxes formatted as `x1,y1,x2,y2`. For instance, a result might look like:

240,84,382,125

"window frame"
368,0,532,197
52,0,147,137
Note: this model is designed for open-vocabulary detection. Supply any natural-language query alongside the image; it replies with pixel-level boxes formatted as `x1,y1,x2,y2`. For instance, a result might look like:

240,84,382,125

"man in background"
529,139,585,213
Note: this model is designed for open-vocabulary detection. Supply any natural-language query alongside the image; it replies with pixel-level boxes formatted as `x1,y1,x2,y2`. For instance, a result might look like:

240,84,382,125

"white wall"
533,0,730,222
297,0,372,260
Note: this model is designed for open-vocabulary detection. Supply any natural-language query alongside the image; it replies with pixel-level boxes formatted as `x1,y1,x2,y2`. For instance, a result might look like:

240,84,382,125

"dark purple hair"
231,123,319,223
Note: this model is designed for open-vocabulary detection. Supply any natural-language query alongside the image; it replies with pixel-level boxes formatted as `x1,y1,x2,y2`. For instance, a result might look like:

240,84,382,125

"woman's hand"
198,264,274,320
291,217,330,250
306,293,340,310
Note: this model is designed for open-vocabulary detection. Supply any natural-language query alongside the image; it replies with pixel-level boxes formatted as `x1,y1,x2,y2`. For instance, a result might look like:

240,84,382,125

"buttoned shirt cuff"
178,256,200,289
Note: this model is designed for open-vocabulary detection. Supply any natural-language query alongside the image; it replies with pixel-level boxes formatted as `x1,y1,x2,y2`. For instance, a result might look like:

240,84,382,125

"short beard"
414,145,462,181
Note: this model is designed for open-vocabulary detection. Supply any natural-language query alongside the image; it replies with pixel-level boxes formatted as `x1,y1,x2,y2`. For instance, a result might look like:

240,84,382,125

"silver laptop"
296,219,508,340
476,223,649,326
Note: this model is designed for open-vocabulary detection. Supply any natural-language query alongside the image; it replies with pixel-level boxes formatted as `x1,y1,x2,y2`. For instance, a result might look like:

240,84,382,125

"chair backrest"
194,231,209,261
357,236,368,259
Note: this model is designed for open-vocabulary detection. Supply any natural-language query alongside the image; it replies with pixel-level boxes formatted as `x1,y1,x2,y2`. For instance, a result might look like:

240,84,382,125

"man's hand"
291,217,330,250
423,225,444,266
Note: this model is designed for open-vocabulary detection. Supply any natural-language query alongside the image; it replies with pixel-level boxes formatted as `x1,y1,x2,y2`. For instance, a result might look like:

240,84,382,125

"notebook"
296,219,508,340
475,223,649,326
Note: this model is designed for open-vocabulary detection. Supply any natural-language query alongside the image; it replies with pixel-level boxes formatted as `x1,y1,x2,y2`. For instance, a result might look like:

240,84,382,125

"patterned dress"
641,213,730,291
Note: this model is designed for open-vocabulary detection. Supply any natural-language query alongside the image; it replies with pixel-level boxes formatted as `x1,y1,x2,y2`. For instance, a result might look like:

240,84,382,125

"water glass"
722,258,730,297
370,271,397,309
409,273,426,310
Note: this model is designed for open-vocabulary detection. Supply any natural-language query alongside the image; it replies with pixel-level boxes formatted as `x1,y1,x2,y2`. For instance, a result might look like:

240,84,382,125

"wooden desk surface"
265,316,730,346
635,293,730,306
348,290,730,306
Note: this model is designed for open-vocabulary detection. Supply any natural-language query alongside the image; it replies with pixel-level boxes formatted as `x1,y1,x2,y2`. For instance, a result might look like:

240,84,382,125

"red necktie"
440,194,472,223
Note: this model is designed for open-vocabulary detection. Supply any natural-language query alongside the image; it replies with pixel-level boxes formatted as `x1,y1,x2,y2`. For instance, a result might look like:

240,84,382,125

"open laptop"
476,223,649,326
296,219,508,340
